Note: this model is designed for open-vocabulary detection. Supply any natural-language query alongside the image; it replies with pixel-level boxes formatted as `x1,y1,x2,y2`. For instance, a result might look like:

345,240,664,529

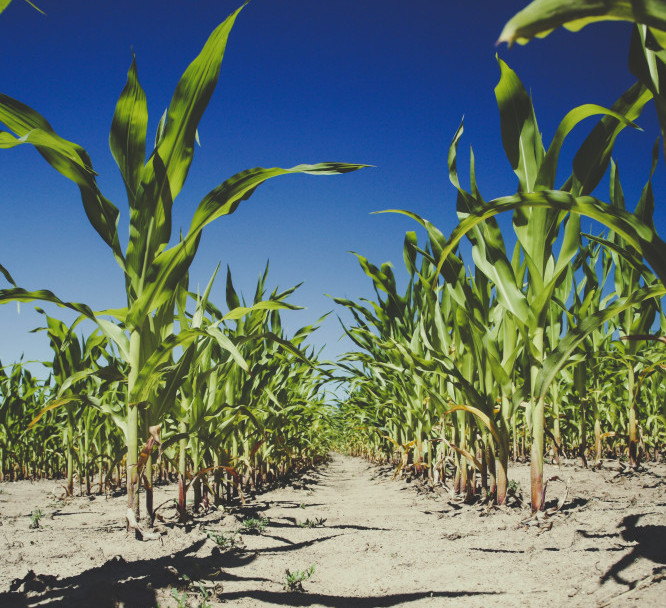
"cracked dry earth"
0,453,665,607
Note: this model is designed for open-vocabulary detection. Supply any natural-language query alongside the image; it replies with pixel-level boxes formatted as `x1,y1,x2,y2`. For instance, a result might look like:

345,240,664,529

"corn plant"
429,70,664,510
0,360,49,480
27,309,113,494
29,508,44,529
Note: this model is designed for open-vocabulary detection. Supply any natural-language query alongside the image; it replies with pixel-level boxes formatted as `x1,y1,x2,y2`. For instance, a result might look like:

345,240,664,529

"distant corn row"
333,54,666,511
0,266,333,520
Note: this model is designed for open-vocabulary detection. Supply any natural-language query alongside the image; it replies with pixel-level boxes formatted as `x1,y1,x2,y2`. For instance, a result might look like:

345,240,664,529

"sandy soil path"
0,453,664,607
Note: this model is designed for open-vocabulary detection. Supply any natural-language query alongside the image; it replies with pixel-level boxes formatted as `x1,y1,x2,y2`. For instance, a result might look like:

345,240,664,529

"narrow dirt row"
220,453,471,606
1,453,664,607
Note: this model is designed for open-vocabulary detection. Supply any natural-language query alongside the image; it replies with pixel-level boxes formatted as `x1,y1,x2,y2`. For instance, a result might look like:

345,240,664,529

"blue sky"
1,0,664,374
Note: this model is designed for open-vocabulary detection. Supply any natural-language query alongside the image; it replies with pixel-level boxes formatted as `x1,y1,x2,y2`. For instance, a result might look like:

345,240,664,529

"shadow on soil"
577,514,666,587
0,534,501,607
0,464,341,607
0,518,345,608
255,533,343,553
0,538,248,607
270,517,391,532
597,515,666,587
214,589,501,606
0,531,266,607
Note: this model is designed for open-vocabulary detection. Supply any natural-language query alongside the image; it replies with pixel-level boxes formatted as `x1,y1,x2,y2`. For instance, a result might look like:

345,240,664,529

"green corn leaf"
205,326,249,371
23,0,44,14
94,307,128,324
610,160,626,216
584,233,656,283
443,403,502,448
0,263,16,286
54,369,99,399
537,104,637,191
0,128,90,173
629,26,666,153
110,55,148,206
221,300,302,322
188,163,366,237
256,331,317,367
494,56,544,192
470,216,531,326
573,82,652,196
154,3,246,203
448,119,478,211
256,260,271,302
0,288,96,321
95,318,131,363
530,213,582,320
495,59,565,291
226,266,241,311
154,108,167,149
130,327,247,404
632,137,659,231
28,396,80,430
190,264,220,329
373,209,465,287
498,0,666,46
0,288,134,369
0,94,124,265
0,1,44,16
446,120,531,325
550,212,581,284
402,231,418,277
291,312,331,347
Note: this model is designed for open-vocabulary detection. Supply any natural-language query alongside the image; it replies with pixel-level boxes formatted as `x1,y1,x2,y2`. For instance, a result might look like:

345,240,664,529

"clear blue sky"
1,0,664,373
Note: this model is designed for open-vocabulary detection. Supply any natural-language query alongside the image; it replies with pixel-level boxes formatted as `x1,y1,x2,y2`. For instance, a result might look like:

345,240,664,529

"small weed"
170,575,213,608
284,564,315,591
205,530,245,549
299,503,306,509
29,509,44,529
240,516,269,535
194,582,212,608
205,529,244,550
508,480,520,493
298,517,327,528
170,588,189,608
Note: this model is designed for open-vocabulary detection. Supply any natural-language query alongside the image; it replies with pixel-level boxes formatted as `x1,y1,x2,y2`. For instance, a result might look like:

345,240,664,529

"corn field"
0,0,665,548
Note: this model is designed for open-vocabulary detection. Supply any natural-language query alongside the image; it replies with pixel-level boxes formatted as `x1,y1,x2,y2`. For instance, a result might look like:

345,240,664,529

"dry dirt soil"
0,453,664,607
